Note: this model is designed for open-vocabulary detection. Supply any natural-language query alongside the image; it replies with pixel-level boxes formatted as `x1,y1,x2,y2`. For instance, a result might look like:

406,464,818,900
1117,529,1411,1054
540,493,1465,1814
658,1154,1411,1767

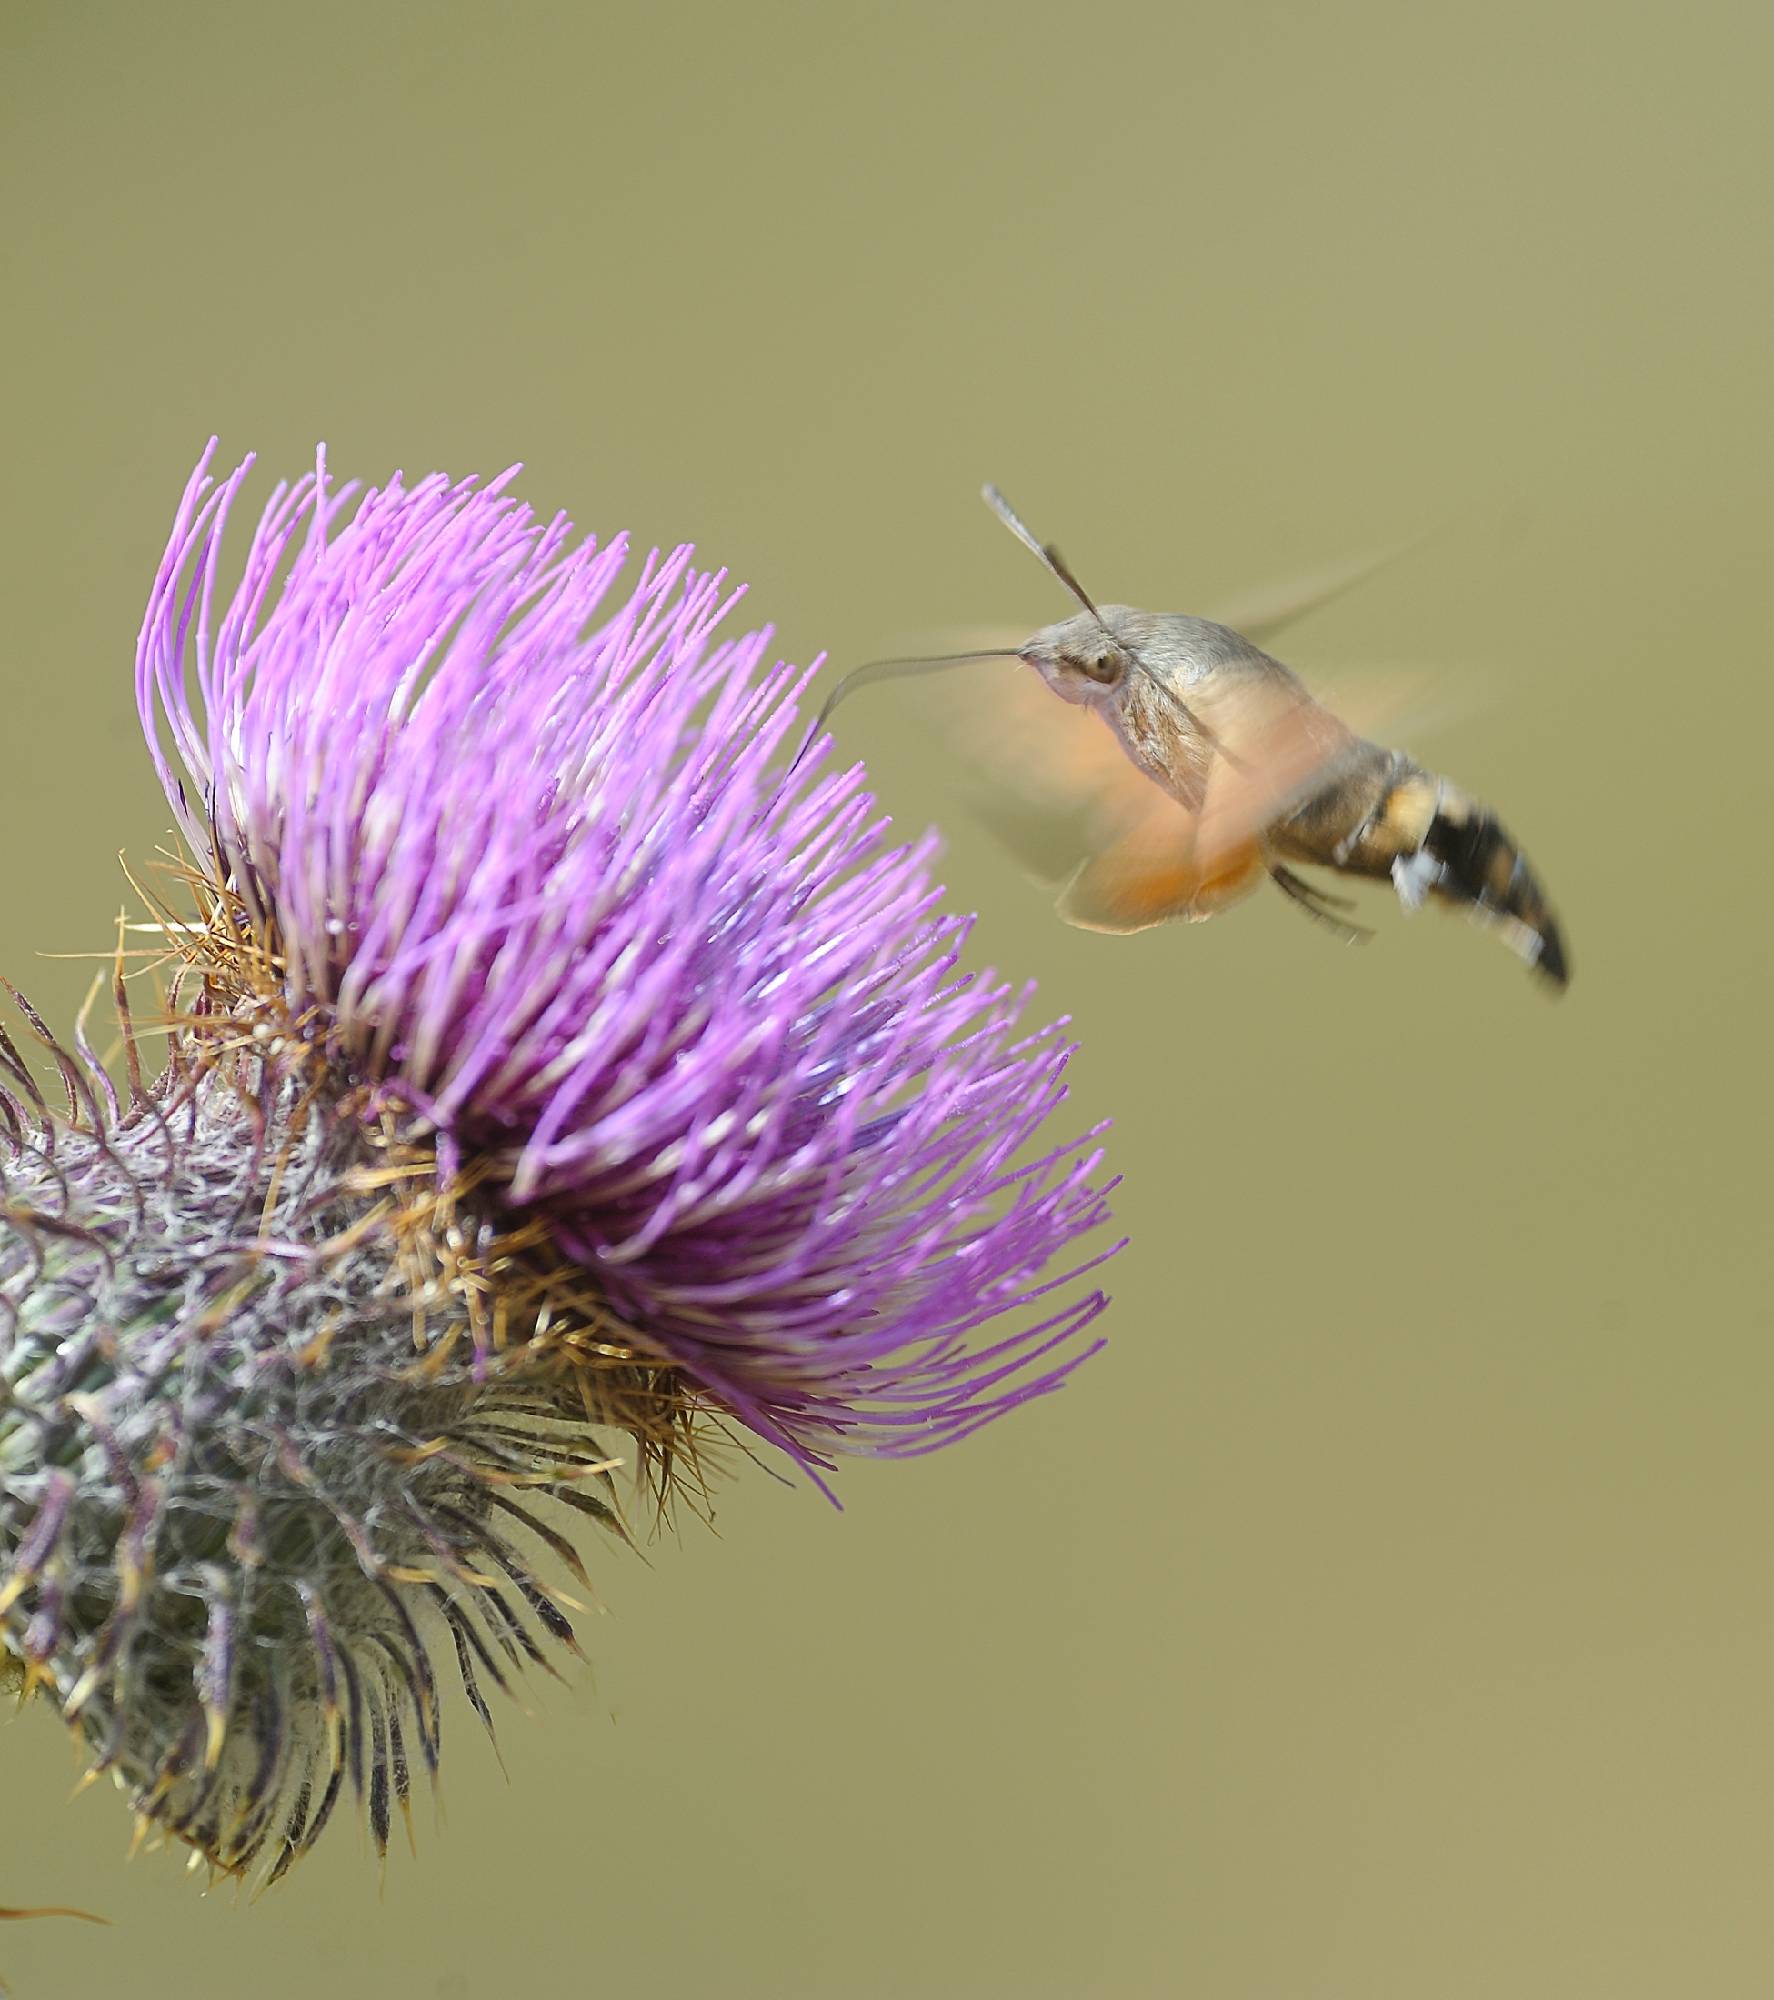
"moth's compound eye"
1079,650,1123,686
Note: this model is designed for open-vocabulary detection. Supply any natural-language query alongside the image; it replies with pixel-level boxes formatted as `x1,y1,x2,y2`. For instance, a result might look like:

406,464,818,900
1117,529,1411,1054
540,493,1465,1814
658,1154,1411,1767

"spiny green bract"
0,1011,643,1882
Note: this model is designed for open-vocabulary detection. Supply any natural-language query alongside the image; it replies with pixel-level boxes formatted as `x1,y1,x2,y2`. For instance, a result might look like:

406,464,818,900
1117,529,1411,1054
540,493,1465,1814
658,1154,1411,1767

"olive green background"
3,2,1769,1994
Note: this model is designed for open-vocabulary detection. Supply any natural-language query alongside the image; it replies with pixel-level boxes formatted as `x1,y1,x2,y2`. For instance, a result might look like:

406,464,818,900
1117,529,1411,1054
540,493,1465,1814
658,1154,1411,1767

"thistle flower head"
135,445,1118,1469
0,443,1116,1877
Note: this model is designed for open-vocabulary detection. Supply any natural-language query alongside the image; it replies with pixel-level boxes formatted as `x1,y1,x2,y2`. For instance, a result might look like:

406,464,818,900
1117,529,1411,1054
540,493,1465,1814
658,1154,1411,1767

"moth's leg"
1268,864,1374,944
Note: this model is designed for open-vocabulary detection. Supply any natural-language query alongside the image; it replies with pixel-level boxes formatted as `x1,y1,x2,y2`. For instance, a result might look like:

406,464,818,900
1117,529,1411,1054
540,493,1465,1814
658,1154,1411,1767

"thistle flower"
0,443,1116,1880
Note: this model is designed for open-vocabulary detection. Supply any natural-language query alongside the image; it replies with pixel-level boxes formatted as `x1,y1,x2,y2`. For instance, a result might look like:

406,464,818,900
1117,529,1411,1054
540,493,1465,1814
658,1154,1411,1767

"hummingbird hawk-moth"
804,488,1570,988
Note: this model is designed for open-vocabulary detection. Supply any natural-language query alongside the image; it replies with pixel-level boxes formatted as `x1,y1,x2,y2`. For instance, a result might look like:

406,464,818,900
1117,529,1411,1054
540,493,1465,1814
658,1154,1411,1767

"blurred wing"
1055,799,1266,933
1048,686,1366,933
1209,536,1432,646
904,645,1326,932
906,629,1167,885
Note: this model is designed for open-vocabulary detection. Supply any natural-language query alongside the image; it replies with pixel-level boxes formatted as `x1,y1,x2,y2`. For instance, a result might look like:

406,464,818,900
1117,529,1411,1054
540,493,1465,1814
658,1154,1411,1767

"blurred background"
3,2,1770,1994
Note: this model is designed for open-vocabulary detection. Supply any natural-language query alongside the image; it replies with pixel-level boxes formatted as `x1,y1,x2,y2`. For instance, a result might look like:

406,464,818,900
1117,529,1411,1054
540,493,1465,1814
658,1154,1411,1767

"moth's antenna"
982,485,1105,624
984,483,1248,770
788,648,1016,774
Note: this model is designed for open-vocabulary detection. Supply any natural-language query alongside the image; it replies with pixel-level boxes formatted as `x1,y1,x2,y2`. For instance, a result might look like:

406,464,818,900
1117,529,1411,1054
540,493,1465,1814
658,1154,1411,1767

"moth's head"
1020,606,1271,709
1018,605,1155,708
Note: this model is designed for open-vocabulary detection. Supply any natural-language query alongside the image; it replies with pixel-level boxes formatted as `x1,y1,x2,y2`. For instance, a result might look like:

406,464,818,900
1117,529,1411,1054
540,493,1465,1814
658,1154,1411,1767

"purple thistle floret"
0,443,1118,1879
136,443,1116,1479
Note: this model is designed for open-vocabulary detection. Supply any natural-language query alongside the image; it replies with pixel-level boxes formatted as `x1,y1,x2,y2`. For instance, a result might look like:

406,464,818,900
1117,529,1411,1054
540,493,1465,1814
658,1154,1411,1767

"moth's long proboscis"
790,650,1016,771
